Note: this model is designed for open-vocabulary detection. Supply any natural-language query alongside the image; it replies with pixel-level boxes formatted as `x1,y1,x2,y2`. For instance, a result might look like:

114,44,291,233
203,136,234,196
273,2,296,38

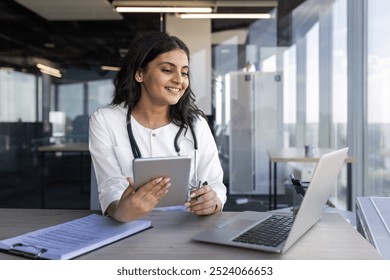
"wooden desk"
0,209,381,260
267,148,356,211
38,143,89,208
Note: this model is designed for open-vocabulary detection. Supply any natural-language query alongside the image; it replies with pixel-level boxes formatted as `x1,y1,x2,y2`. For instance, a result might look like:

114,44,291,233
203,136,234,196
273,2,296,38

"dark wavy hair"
112,31,205,129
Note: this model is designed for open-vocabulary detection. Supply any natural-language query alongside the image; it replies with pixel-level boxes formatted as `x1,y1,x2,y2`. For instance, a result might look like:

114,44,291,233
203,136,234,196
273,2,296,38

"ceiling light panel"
115,7,212,13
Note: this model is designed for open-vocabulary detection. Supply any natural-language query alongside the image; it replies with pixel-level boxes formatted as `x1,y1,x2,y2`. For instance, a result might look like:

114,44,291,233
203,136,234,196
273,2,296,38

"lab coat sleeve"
89,108,129,214
195,117,227,208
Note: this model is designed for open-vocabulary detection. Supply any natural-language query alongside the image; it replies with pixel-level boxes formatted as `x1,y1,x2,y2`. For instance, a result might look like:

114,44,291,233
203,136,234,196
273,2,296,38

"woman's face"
136,49,189,107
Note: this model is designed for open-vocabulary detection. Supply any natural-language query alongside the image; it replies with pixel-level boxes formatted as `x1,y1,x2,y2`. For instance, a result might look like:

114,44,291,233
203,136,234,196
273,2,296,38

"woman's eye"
162,68,172,73
181,72,189,76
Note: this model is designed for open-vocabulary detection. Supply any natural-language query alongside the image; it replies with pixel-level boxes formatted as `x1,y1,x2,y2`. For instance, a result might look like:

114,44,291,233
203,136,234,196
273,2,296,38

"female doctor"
89,31,227,223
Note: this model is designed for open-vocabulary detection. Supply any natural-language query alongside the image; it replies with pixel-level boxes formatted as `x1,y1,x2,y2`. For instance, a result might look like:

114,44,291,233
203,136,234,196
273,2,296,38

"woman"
89,31,226,222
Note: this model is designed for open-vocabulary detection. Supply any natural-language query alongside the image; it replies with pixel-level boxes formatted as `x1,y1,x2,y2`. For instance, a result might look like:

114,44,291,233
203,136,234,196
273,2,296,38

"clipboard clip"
9,243,47,259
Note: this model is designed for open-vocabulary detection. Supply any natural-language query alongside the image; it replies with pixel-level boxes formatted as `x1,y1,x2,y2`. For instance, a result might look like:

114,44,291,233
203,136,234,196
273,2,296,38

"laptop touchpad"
218,219,256,230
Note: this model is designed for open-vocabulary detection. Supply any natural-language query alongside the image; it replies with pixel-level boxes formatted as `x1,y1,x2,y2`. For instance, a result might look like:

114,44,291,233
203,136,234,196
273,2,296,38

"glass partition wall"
213,8,284,202
0,69,113,209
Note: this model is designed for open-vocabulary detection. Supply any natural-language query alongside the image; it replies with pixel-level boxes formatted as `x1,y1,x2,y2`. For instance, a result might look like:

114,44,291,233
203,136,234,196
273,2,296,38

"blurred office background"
1,0,389,211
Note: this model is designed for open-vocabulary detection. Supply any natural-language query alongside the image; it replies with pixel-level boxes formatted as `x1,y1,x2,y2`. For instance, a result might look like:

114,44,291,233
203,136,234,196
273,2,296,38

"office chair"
90,164,100,211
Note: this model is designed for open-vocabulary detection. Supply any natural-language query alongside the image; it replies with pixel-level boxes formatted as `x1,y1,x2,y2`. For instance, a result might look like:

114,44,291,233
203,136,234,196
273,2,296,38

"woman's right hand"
107,176,171,222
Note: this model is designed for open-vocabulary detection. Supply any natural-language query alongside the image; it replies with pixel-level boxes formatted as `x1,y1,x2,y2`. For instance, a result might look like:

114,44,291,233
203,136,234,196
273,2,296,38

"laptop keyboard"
232,215,294,247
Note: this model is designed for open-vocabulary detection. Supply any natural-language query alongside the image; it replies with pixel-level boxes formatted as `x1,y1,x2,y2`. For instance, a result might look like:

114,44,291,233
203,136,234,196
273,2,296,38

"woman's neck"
132,104,171,129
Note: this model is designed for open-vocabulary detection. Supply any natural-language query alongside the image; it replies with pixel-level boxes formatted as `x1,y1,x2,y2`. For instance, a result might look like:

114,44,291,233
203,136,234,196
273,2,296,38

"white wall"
166,15,212,115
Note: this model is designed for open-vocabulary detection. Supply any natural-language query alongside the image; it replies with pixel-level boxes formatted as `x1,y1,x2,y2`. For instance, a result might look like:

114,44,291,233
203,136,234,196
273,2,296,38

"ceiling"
0,0,305,78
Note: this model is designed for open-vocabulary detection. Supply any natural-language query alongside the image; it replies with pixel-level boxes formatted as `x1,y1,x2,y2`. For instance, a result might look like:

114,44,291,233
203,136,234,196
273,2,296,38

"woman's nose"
171,71,183,83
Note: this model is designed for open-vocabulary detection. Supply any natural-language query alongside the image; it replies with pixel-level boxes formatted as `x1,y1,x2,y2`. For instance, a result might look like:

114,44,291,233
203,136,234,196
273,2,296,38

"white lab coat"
89,103,227,214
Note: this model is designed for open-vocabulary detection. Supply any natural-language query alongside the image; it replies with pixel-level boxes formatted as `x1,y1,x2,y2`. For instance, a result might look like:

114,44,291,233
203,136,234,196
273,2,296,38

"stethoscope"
126,117,200,189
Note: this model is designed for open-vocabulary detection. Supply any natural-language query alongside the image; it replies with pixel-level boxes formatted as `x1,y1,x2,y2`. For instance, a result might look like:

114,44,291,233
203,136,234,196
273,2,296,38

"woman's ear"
135,71,143,82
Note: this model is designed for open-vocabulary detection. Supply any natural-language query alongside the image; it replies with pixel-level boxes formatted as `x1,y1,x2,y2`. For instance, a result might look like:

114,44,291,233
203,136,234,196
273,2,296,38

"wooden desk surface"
267,148,356,163
38,143,89,152
0,209,382,260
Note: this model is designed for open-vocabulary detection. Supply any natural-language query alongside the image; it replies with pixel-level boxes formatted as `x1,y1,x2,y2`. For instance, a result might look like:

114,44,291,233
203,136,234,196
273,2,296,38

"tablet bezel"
133,155,192,207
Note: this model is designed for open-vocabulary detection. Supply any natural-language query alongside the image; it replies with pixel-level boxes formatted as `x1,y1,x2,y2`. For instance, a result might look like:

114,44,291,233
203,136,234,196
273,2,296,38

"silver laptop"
192,147,348,253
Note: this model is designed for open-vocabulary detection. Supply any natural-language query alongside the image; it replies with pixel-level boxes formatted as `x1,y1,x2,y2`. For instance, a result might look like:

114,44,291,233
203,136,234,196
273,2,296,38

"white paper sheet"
0,214,151,259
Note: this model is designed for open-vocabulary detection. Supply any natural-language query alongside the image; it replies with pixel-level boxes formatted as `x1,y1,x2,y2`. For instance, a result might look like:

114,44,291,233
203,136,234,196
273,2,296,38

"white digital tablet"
133,155,192,207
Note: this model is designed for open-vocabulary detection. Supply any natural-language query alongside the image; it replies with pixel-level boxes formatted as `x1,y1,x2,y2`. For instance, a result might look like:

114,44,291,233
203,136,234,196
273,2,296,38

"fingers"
150,177,171,199
191,203,216,216
121,176,170,202
189,185,211,201
114,177,171,222
136,177,171,199
188,186,219,215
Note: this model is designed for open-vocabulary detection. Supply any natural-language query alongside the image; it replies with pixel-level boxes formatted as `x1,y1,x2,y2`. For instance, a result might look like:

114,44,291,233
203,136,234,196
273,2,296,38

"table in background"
267,148,356,211
38,143,89,208
0,208,381,260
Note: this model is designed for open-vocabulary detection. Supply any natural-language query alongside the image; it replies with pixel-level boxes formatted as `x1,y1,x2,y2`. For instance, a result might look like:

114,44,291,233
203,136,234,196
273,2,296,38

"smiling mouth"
166,87,181,93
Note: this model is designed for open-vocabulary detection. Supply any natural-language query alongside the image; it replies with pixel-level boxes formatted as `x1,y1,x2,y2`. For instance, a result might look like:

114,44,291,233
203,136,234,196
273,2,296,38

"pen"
195,181,208,201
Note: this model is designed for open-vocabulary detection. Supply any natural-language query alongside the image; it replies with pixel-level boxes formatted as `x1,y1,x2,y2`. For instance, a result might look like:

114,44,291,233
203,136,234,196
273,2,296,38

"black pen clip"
289,174,306,197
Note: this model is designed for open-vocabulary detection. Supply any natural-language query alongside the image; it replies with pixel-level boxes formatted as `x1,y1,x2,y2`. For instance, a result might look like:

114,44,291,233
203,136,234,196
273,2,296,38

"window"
0,70,38,122
366,0,390,196
283,45,297,147
55,80,113,142
305,22,320,146
87,79,113,114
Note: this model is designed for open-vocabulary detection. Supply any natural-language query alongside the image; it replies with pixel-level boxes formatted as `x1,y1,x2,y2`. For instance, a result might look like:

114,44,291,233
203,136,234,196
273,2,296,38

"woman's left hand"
187,184,221,215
